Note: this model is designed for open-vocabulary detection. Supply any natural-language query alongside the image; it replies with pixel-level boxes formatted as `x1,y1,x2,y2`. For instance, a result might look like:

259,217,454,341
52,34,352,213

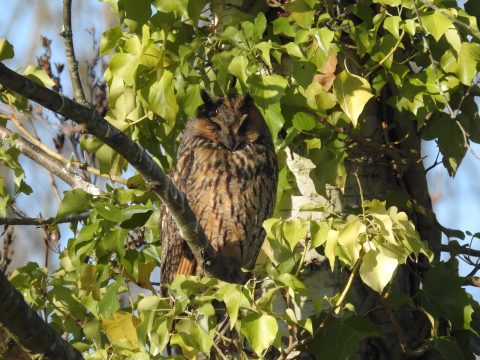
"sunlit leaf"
241,313,278,356
333,71,373,126
101,311,139,349
0,38,14,60
420,11,453,42
360,249,399,293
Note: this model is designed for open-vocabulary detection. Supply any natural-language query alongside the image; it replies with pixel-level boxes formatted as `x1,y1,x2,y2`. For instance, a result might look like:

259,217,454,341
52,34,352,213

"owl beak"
224,134,236,151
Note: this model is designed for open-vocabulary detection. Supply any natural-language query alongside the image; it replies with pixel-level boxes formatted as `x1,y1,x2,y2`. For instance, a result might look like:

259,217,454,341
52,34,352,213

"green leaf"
286,0,316,29
360,248,399,293
282,42,305,59
422,112,467,176
109,53,139,87
241,313,278,356
103,228,128,255
310,220,330,248
401,19,416,36
275,273,308,294
145,70,179,126
432,337,466,360
306,315,379,359
457,42,480,85
420,11,453,42
154,0,188,16
23,65,55,87
310,145,347,196
255,41,273,68
465,0,480,24
124,0,151,28
98,278,125,318
282,219,308,250
384,16,400,39
325,229,339,271
292,112,316,131
311,28,334,55
0,140,32,196
228,55,248,86
253,12,267,42
305,81,336,111
272,17,296,37
333,71,373,127
420,261,474,331
56,189,93,220
216,284,250,329
0,38,14,61
338,216,365,264
247,74,287,138
101,26,123,56
373,0,412,6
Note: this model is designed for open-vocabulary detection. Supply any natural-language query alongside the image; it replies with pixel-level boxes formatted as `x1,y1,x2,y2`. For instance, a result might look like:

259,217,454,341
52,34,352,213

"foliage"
1,0,480,358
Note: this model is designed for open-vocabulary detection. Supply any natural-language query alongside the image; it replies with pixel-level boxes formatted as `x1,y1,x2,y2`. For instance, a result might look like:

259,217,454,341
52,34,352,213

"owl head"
187,90,271,152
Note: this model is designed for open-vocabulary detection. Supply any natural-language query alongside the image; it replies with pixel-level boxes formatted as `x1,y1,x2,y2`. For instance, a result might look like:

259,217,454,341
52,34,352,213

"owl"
160,91,278,291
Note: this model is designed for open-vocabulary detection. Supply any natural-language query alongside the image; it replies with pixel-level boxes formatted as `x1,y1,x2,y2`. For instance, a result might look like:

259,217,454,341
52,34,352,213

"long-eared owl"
160,91,278,289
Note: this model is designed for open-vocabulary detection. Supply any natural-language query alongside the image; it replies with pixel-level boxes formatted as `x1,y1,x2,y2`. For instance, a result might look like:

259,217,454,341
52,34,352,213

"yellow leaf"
101,311,139,349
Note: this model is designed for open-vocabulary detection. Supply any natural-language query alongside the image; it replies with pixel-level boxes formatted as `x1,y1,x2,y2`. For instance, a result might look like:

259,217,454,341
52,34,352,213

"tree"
1,0,480,358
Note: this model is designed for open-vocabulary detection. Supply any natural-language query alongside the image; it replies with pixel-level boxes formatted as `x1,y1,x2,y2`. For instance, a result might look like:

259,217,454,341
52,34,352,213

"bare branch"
60,0,88,106
0,62,226,281
4,109,128,185
461,276,480,287
0,125,100,195
440,244,480,258
0,270,84,360
0,213,88,226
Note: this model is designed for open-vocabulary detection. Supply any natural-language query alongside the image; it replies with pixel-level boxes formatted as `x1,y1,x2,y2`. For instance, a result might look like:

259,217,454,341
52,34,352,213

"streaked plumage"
160,92,277,289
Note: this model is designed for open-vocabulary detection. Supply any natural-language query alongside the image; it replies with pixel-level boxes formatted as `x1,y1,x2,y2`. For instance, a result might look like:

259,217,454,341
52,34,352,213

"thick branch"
0,62,224,281
0,270,83,360
0,213,88,226
0,125,100,195
60,0,88,106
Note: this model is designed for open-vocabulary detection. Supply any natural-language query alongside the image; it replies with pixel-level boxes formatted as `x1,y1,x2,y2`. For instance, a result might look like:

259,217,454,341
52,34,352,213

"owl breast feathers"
160,92,278,289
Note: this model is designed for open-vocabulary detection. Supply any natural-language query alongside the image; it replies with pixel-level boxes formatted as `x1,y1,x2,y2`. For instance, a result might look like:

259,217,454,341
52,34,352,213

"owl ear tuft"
200,90,216,109
243,93,253,104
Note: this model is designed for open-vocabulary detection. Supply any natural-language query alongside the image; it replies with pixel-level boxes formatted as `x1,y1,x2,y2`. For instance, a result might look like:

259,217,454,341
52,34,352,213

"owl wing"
160,145,197,291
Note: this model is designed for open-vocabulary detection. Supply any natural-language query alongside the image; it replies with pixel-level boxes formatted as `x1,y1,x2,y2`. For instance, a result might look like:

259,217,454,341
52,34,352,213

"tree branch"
0,125,100,195
0,270,84,360
440,244,480,258
0,213,88,226
60,0,88,106
0,62,225,281
5,109,127,184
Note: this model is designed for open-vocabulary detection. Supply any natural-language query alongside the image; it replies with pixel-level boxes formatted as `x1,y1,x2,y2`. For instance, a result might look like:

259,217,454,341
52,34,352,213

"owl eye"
208,120,221,131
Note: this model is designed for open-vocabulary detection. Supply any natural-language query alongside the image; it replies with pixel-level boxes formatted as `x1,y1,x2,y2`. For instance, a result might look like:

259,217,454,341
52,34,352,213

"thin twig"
278,259,362,359
4,110,127,185
364,30,405,78
316,115,408,172
60,0,88,106
0,213,88,226
0,125,100,195
440,244,480,258
382,294,433,356
421,1,480,42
